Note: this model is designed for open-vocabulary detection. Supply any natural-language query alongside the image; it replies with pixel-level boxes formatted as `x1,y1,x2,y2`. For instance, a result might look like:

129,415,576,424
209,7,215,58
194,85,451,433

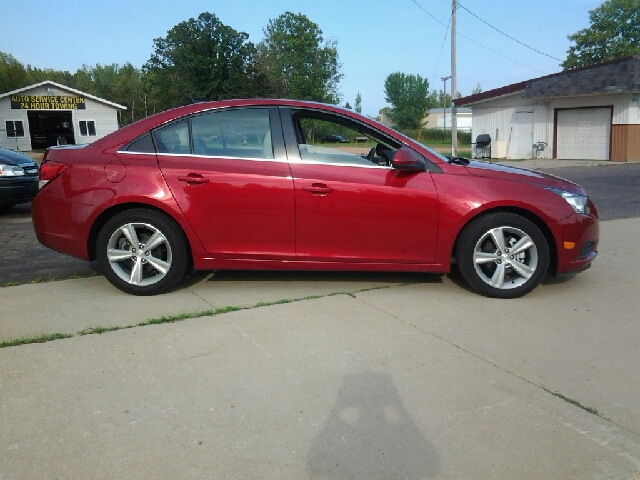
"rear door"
155,107,295,260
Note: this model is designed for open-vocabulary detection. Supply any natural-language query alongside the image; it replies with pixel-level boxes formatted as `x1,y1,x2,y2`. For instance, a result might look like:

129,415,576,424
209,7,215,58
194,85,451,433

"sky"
0,0,602,117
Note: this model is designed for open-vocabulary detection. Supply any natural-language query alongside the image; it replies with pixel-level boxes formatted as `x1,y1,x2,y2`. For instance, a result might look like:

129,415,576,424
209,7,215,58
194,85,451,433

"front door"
282,108,439,264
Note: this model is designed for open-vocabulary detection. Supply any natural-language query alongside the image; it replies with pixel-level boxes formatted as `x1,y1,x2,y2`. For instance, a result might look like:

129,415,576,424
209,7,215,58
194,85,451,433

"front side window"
79,120,96,137
191,108,273,159
292,112,399,167
6,120,24,138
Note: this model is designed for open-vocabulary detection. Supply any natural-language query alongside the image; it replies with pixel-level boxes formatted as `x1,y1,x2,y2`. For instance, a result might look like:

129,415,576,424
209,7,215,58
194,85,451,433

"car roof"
90,98,433,159
91,99,366,150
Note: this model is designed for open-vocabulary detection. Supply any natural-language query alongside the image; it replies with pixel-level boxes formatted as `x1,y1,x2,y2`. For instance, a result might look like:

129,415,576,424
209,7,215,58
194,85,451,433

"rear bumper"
552,213,599,274
32,195,96,260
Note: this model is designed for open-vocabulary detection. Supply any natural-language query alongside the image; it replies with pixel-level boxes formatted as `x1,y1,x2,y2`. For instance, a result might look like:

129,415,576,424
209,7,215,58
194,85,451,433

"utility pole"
441,76,451,130
451,0,458,157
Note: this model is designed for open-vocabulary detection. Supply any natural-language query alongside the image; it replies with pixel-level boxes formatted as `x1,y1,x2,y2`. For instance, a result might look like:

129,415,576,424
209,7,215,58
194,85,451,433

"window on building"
79,120,96,136
6,121,24,138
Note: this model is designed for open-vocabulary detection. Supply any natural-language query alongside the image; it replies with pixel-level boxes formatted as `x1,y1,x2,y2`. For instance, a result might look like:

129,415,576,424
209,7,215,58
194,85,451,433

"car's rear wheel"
456,213,549,298
96,209,188,295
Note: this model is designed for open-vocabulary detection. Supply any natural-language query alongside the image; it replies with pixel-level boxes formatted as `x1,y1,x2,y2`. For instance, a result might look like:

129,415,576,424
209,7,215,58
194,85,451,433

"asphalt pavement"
1,216,640,479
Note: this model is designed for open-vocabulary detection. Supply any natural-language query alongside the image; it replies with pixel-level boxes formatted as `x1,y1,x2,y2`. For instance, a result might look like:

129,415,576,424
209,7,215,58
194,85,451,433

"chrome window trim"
115,149,389,169
296,158,390,169
116,150,155,156
116,150,286,163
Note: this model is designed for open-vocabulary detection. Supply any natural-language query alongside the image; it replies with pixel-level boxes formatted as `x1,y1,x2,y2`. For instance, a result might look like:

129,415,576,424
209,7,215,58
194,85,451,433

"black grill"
473,134,491,159
22,163,39,176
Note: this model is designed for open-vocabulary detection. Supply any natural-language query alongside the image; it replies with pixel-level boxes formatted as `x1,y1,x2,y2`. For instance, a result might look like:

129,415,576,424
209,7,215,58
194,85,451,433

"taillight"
39,161,68,189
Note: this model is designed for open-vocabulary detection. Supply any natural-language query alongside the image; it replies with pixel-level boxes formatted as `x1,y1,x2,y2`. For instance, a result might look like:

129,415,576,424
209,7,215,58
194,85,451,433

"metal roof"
455,56,640,107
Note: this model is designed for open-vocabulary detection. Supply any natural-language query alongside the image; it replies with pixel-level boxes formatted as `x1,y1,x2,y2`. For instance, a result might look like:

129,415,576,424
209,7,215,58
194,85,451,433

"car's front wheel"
96,209,188,295
456,213,550,298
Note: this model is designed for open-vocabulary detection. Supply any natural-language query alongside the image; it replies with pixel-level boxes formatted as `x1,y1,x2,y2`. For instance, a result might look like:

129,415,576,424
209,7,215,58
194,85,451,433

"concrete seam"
353,293,640,445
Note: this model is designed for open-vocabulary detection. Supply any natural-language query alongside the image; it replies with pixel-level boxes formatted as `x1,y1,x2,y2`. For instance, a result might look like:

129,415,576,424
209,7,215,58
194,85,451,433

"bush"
395,127,471,145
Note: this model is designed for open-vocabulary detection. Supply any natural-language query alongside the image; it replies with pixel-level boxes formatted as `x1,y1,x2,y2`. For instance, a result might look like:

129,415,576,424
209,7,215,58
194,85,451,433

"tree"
25,65,75,88
471,83,483,95
0,52,31,94
354,92,362,114
71,63,148,125
383,73,430,129
562,0,640,69
144,12,263,110
256,12,343,103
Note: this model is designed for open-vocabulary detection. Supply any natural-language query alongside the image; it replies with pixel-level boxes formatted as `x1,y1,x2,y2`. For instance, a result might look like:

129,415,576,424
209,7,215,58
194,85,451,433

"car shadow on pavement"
444,265,476,294
205,270,443,284
541,272,578,286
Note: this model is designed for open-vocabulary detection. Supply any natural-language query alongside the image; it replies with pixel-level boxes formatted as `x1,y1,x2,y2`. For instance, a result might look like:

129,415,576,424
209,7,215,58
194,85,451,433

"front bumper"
0,177,39,206
552,212,599,274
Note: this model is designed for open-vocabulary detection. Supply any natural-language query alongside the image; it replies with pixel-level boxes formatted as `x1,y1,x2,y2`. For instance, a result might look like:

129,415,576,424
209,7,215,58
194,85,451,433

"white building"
423,108,472,131
454,56,640,161
0,81,126,151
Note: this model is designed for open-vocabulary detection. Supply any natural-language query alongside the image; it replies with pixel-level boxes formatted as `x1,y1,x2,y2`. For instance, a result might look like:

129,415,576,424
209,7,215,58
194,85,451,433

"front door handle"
178,173,209,184
302,183,333,195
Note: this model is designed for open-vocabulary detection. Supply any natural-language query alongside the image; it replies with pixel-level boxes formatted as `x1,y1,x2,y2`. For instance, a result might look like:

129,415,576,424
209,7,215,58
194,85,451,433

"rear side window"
123,132,155,153
155,120,190,154
191,108,273,159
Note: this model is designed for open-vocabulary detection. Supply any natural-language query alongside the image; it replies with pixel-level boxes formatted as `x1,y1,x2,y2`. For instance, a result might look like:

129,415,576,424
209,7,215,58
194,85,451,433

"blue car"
321,134,350,143
0,148,39,209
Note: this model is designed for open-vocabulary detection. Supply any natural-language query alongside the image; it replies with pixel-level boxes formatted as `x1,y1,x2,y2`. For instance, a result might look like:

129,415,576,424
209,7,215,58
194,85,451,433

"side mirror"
392,147,426,172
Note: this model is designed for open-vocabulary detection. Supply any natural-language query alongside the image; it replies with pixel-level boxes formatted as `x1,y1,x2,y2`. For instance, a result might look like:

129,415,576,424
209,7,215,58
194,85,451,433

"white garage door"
556,108,611,160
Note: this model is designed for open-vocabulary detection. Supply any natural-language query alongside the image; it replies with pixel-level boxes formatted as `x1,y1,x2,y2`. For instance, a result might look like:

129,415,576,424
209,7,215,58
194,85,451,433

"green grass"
423,140,472,148
542,387,600,416
1,284,416,348
0,333,73,348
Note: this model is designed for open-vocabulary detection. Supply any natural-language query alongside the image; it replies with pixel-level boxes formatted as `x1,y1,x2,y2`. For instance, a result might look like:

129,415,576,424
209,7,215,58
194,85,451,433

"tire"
456,213,549,298
96,209,189,295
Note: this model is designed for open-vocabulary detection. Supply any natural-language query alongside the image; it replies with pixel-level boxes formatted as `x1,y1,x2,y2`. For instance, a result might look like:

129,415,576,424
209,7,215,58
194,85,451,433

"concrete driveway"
1,218,640,479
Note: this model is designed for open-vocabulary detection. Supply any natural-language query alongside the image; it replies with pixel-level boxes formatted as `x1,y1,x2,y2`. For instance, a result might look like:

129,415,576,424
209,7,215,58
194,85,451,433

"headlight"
545,187,591,215
0,164,25,177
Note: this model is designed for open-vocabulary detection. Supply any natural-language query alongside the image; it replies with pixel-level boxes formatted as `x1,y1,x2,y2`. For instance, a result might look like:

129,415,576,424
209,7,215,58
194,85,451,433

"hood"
0,148,38,167
463,160,585,195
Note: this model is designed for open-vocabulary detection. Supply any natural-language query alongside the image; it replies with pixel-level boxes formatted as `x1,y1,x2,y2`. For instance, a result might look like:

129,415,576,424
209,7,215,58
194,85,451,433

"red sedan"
32,99,598,298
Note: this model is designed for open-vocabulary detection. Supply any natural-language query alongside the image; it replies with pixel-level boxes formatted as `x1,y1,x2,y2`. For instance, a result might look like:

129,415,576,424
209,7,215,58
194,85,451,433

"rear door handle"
178,173,209,184
302,183,333,195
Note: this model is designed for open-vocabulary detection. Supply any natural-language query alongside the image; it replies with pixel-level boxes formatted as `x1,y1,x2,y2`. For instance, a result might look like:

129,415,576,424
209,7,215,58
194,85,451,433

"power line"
409,0,449,28
456,2,562,62
432,14,452,88
457,31,548,74
408,0,548,75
